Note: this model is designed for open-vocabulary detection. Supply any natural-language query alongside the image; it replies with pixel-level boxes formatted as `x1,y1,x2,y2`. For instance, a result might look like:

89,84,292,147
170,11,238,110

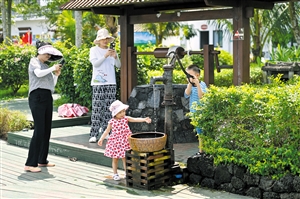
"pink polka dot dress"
104,116,132,158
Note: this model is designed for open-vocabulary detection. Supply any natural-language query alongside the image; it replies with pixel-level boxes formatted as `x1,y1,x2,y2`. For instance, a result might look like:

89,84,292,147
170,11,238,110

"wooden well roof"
61,0,291,14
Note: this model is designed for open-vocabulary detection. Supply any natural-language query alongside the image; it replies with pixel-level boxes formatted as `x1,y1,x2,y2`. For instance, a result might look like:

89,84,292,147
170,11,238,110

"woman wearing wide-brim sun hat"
88,28,121,143
24,40,64,173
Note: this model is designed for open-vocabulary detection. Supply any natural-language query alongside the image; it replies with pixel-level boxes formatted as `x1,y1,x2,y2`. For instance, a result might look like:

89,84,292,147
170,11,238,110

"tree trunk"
1,0,8,43
75,11,82,48
289,2,300,46
7,0,12,40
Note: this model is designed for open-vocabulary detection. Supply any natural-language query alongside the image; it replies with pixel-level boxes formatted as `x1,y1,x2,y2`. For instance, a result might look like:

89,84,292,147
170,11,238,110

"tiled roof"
60,0,164,10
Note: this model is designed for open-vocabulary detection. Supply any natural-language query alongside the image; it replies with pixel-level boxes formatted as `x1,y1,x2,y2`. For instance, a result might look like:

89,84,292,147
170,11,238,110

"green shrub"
214,69,234,87
190,78,300,178
190,54,204,69
73,47,93,108
0,107,29,139
53,40,78,103
216,48,233,66
136,44,167,85
0,42,36,95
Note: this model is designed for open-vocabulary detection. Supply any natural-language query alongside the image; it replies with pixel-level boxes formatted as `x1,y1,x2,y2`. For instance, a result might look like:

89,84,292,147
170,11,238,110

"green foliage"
249,66,264,85
216,48,233,66
270,2,299,48
136,44,167,85
190,54,204,70
73,47,93,108
214,70,233,87
0,85,29,100
53,40,77,103
181,24,197,40
56,11,76,44
190,78,300,178
82,13,106,46
0,42,36,95
270,44,300,62
53,43,93,109
0,107,29,139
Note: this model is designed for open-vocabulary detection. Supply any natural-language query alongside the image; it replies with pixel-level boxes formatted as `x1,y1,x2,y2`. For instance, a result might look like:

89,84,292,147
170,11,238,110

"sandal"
24,166,41,173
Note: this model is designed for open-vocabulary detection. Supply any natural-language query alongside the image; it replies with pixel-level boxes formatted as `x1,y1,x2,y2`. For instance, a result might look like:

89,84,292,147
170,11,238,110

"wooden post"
232,6,250,85
119,13,134,103
203,45,214,86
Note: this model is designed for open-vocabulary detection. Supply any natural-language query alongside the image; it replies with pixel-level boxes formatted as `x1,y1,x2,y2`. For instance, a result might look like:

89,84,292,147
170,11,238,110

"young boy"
184,64,207,153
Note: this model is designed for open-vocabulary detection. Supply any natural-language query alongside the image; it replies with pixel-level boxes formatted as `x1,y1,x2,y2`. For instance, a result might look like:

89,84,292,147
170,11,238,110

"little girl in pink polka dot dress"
98,100,151,181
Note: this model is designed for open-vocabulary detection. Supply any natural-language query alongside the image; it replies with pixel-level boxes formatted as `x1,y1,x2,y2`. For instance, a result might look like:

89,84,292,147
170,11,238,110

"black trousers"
25,89,53,167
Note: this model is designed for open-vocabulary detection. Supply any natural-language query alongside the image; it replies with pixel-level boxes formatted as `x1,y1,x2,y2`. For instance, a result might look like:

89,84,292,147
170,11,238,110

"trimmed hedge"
190,76,300,179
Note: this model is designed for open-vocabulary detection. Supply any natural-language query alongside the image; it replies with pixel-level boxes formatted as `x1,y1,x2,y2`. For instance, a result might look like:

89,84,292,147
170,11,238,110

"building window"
213,30,223,47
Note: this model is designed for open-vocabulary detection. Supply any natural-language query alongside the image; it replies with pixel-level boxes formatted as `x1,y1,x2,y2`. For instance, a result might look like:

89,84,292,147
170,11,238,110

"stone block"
201,178,215,189
293,176,300,193
263,192,280,199
246,187,262,199
272,174,294,193
259,176,275,191
244,173,260,186
231,176,246,190
189,173,203,185
214,165,232,185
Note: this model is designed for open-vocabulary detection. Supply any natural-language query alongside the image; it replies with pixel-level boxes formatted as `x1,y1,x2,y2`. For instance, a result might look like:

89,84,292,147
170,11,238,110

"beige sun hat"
95,28,115,43
109,100,129,117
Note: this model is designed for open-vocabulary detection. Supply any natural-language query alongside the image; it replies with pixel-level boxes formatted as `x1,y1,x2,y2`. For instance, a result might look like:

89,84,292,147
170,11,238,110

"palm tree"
251,3,290,61
288,2,300,46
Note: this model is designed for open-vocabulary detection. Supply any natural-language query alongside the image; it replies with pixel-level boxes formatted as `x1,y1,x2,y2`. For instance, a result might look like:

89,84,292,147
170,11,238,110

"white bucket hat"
109,100,129,117
38,44,63,62
95,28,115,43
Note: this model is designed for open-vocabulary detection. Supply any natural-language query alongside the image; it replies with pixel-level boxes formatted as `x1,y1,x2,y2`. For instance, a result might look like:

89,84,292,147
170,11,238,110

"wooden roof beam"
204,0,238,7
129,8,234,24
91,7,124,15
246,1,274,9
205,0,274,9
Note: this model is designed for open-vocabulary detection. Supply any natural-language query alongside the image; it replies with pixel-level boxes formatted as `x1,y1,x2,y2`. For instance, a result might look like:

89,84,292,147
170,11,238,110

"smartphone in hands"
59,59,65,67
109,42,115,50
